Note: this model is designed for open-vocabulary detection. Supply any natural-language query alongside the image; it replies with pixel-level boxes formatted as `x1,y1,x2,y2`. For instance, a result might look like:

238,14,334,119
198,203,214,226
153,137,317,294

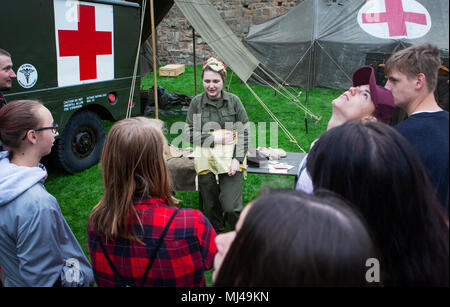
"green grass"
44,65,338,286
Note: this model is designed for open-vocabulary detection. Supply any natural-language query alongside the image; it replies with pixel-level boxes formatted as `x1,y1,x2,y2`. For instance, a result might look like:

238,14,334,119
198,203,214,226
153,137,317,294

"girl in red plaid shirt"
88,117,217,287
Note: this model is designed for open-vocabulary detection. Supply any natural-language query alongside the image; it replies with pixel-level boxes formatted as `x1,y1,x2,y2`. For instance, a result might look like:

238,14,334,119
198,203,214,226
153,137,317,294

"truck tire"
54,110,105,174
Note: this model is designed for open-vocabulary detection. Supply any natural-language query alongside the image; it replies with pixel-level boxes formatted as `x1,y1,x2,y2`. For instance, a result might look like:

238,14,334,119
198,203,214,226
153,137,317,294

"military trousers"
198,172,243,234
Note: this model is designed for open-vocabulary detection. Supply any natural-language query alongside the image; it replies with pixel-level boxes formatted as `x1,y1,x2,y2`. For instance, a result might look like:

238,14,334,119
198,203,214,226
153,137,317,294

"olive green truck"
0,0,172,173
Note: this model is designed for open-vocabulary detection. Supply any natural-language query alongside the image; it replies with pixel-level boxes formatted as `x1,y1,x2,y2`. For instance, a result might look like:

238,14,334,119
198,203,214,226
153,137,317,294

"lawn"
44,65,339,286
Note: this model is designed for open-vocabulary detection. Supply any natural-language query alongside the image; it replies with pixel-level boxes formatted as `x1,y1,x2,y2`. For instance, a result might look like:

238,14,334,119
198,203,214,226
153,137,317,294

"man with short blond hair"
385,43,449,215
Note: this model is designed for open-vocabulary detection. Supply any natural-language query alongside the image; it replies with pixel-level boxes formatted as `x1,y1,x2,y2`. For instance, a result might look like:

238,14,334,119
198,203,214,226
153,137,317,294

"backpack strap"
98,208,180,287
98,237,133,287
140,208,179,287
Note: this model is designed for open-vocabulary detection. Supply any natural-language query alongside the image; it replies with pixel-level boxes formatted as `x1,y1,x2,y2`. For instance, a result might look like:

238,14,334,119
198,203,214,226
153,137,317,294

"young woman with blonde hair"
88,117,217,287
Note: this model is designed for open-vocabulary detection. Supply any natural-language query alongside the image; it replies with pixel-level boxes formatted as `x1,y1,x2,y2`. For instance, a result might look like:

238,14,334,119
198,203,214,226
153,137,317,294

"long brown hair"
89,117,176,242
307,121,449,286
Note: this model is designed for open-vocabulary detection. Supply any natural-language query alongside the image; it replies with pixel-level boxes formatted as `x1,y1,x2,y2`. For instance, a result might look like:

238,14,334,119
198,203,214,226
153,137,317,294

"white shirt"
295,139,318,193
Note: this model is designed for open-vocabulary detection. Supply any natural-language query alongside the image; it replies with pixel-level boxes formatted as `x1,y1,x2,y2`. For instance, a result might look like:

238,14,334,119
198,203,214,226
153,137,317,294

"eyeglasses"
22,124,59,140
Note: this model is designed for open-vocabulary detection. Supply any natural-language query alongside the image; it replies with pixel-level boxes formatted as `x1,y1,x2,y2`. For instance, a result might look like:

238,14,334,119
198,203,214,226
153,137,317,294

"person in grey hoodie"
0,100,94,287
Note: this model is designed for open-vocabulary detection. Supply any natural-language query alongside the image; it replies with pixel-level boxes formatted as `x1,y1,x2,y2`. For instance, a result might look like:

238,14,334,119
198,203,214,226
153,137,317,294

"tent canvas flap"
245,0,449,89
174,0,259,83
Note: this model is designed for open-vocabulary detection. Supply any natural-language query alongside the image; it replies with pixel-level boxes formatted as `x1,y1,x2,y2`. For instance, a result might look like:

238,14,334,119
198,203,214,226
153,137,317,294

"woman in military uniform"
184,58,249,233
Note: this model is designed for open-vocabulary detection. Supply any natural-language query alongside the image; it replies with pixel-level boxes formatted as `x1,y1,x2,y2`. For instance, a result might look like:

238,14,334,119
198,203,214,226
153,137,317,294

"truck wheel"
54,110,105,174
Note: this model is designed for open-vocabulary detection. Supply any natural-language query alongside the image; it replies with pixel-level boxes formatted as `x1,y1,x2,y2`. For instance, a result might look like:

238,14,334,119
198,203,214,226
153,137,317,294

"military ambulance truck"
0,0,173,173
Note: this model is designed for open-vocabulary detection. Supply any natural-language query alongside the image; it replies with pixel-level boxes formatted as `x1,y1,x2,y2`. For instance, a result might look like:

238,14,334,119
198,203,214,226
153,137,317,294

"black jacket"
0,91,6,108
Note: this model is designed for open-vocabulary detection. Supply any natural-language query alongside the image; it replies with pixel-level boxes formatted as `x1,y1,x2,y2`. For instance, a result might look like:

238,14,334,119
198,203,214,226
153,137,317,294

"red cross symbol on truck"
58,4,112,81
362,0,427,37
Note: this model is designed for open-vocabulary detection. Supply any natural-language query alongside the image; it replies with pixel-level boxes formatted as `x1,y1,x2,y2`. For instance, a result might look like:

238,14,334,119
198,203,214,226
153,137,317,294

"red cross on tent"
362,0,427,37
58,4,112,81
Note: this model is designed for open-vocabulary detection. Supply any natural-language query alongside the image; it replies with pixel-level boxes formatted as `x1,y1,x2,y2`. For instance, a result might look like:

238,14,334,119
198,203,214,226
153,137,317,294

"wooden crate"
159,64,185,77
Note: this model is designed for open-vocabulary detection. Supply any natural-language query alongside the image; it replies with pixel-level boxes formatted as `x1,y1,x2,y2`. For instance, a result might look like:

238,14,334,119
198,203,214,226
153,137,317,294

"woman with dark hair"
307,121,449,287
88,117,217,287
213,189,378,287
0,100,94,286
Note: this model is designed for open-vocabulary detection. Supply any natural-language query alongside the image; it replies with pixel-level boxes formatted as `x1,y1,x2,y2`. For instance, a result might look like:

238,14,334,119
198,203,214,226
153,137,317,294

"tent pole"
150,0,158,119
305,0,318,135
193,27,198,96
305,42,314,135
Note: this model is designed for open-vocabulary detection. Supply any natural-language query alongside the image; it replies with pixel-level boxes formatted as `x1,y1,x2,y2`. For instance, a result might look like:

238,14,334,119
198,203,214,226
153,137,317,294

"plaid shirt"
88,198,217,287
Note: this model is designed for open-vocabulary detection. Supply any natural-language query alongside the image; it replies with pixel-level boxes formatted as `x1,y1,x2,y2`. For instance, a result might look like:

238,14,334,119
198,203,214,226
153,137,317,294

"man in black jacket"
0,48,16,108
0,48,16,153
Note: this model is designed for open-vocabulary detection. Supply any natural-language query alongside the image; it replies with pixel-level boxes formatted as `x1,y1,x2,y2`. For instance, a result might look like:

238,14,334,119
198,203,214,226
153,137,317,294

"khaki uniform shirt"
184,91,249,163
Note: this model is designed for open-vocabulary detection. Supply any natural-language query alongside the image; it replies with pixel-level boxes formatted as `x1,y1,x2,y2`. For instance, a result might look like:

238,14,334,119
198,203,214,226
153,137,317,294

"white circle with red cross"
358,0,431,39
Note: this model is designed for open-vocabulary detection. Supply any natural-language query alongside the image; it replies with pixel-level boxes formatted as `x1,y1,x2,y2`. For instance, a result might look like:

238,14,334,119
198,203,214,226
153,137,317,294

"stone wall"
154,0,302,66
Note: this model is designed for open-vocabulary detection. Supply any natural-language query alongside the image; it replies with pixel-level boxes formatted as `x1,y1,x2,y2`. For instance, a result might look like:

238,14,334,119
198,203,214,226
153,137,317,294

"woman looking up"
296,66,395,193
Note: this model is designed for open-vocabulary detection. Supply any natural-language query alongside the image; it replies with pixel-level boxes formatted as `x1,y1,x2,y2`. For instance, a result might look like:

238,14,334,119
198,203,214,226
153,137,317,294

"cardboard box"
159,64,185,77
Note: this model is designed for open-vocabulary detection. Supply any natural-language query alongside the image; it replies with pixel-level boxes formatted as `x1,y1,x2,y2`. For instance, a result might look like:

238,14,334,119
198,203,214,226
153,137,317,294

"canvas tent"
174,0,260,83
131,0,315,149
244,0,449,89
173,0,316,149
133,0,260,83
